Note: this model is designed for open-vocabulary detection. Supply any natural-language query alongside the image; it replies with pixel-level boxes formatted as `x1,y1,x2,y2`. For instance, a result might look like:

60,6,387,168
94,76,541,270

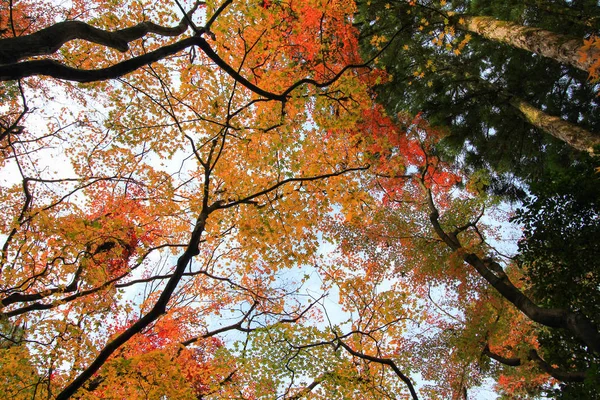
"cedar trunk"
455,15,599,74
509,96,600,154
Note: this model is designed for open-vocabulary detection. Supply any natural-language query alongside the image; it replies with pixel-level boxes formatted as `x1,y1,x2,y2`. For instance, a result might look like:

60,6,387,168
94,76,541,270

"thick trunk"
454,15,598,74
509,96,600,154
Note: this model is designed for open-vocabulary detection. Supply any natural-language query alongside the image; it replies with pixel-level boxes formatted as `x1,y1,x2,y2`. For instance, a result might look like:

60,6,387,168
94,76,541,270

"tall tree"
450,14,599,74
356,0,599,181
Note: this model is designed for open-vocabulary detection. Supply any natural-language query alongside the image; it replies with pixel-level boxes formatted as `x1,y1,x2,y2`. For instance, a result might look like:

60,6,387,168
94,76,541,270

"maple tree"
1,0,599,399
321,110,599,397
0,0,382,398
350,1,600,396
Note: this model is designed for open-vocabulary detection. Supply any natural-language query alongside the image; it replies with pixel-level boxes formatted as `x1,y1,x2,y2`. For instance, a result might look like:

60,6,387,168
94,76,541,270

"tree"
449,14,599,74
1,0,599,399
321,109,599,397
356,0,600,192
0,0,389,397
349,0,600,393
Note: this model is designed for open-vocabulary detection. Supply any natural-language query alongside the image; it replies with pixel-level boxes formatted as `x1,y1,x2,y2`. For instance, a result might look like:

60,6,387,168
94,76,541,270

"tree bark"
453,15,599,74
509,96,600,154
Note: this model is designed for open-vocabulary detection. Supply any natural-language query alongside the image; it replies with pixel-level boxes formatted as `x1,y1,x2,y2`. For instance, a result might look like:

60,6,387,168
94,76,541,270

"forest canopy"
0,0,598,398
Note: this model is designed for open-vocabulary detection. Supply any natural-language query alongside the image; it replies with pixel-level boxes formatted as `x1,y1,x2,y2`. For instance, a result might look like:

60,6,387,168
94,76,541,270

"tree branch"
336,340,419,400
0,1,202,64
214,165,369,210
483,345,587,382
56,207,211,400
425,188,600,354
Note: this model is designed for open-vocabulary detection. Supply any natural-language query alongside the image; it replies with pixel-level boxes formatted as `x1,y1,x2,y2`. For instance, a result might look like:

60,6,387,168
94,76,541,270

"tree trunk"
509,96,600,154
453,15,599,74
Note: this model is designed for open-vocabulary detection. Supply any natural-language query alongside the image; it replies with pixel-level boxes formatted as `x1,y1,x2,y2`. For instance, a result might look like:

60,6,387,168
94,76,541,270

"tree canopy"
0,0,598,399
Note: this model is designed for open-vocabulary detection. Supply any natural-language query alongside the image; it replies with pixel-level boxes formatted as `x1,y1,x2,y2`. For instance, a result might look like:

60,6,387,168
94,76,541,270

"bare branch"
336,340,419,400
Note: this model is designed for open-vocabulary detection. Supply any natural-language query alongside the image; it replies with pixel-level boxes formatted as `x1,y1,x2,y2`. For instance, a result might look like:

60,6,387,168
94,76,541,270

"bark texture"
454,15,599,73
509,96,600,154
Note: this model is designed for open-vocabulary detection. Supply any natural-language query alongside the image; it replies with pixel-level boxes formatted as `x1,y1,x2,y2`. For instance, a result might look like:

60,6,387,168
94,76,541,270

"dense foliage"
357,0,600,193
0,0,598,398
